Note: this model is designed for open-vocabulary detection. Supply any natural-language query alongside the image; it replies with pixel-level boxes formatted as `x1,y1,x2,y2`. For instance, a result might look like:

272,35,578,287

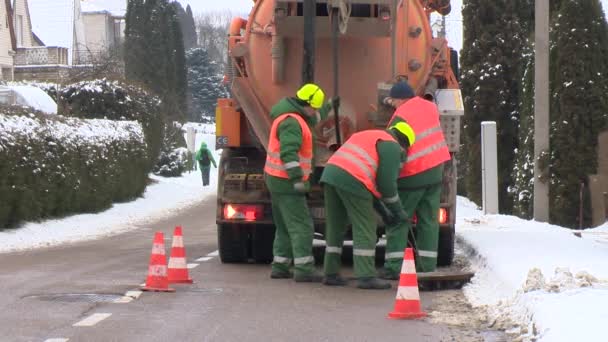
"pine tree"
170,3,189,117
460,0,531,213
548,0,608,227
186,48,228,122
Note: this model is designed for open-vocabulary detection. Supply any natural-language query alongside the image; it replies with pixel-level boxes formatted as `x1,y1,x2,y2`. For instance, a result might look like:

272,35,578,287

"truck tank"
215,0,464,266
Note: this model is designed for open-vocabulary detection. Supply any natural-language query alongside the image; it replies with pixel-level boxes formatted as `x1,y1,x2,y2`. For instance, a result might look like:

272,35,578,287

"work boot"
294,272,323,283
270,270,293,279
357,277,392,290
322,274,348,286
378,268,400,280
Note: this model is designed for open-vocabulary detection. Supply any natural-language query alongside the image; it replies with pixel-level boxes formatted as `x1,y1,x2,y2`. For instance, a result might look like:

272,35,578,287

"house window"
16,15,24,47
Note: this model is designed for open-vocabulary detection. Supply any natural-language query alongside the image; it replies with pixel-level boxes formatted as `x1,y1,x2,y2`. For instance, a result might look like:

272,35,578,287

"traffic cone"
388,248,427,319
141,232,175,292
168,226,194,284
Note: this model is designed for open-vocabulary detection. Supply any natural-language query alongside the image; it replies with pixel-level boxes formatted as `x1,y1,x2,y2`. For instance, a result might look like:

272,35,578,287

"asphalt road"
0,195,506,342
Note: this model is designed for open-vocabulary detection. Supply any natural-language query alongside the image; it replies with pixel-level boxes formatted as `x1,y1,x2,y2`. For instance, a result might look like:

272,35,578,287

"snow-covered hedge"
57,79,164,171
0,107,148,229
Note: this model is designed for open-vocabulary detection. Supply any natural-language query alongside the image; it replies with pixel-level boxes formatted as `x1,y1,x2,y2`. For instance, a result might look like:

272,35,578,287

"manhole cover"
23,293,124,303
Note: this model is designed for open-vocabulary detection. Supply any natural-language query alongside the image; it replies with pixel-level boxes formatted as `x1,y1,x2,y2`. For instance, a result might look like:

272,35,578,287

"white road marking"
195,256,213,262
187,263,199,269
73,313,112,327
207,250,219,257
140,283,146,287
44,339,69,342
113,296,133,304
125,290,143,299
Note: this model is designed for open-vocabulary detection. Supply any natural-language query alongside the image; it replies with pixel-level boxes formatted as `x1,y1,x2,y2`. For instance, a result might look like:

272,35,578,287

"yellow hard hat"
296,83,325,109
390,121,416,147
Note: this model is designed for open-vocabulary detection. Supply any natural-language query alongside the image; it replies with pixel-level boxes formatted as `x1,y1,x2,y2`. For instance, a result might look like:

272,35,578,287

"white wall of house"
0,1,14,79
82,12,113,53
12,0,34,47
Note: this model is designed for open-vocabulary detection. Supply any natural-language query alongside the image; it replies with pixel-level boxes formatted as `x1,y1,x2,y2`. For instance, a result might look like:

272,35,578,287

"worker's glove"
332,96,341,108
374,199,397,225
293,181,309,193
386,201,408,224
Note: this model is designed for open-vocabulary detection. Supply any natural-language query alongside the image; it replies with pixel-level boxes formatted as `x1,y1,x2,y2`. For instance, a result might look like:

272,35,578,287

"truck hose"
327,0,351,34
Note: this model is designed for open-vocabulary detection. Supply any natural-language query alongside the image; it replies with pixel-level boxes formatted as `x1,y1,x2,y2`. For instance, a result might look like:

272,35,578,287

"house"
80,0,126,60
27,0,86,65
0,0,16,80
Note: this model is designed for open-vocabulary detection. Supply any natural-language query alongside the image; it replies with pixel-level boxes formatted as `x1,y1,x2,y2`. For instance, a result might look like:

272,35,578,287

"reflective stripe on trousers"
385,251,404,259
294,256,314,265
417,250,438,258
273,256,292,264
353,249,375,257
326,246,342,254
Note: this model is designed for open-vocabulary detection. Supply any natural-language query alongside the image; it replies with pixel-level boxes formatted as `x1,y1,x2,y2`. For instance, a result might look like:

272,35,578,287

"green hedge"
0,107,148,229
56,79,164,172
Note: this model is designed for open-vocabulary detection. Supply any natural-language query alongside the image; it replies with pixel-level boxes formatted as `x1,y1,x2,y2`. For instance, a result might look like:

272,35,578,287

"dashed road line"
113,296,133,304
73,313,112,327
44,339,69,342
195,256,213,262
187,263,199,269
207,250,219,257
125,290,143,299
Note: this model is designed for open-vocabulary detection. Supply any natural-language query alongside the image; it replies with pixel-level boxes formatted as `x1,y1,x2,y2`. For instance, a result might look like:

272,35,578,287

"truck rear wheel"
252,226,274,263
437,225,455,266
217,224,249,263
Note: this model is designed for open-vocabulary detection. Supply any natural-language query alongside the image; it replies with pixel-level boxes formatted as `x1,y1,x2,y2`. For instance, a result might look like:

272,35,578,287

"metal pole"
331,7,342,147
302,0,316,84
481,121,499,214
391,0,398,77
534,0,550,222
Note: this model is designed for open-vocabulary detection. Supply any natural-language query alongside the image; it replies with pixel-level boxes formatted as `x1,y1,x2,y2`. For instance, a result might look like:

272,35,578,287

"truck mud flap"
417,270,475,291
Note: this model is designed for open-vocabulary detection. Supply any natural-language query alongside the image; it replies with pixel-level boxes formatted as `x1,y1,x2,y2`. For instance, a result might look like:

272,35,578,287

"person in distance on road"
379,81,451,279
320,122,415,289
264,83,333,283
195,141,217,187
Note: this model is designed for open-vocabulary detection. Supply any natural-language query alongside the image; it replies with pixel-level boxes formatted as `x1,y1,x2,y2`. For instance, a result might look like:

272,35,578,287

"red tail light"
438,208,448,224
223,204,264,221
411,208,448,225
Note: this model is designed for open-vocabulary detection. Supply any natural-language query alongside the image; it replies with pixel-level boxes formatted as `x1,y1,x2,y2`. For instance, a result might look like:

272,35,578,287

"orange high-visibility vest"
264,113,313,181
326,130,397,198
390,97,451,178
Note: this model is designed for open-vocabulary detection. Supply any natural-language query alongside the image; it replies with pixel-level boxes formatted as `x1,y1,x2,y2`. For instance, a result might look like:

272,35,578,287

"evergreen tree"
460,0,531,213
124,0,188,120
548,0,608,227
125,0,146,80
186,48,228,122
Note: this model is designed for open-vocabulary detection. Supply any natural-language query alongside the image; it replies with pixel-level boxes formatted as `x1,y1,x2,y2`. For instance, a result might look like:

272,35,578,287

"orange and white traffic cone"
141,232,175,292
168,226,194,284
388,247,427,319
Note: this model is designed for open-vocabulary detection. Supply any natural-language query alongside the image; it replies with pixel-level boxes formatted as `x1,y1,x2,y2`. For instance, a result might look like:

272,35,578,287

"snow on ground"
457,197,608,341
0,125,220,254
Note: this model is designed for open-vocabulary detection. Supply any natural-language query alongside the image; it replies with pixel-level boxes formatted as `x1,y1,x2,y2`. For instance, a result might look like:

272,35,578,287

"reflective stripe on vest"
264,113,313,180
326,130,397,198
389,97,451,177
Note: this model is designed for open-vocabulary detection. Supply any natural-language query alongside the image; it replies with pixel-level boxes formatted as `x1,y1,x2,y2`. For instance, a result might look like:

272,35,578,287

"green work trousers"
323,184,377,279
384,183,441,273
270,192,315,276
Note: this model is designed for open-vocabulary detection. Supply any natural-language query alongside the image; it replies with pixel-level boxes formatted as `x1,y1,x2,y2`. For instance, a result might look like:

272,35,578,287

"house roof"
28,0,75,50
80,0,126,17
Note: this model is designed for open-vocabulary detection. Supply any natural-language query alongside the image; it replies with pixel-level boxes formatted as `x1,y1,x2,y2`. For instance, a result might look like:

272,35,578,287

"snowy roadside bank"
456,197,608,341
0,130,220,254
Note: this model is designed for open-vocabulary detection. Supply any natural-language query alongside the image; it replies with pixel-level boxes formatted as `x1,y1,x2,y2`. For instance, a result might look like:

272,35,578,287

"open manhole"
23,293,124,303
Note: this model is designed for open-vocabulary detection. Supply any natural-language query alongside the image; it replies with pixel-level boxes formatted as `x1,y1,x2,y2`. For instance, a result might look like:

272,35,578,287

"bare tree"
195,11,237,67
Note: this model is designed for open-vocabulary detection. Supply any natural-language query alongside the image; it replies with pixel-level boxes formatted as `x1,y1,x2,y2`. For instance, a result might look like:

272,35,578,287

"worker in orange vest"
265,83,333,282
379,81,452,278
320,123,415,289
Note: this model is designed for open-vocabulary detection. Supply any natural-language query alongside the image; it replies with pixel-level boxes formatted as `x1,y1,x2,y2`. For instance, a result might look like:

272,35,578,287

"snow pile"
0,85,58,114
457,197,608,341
0,127,220,253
